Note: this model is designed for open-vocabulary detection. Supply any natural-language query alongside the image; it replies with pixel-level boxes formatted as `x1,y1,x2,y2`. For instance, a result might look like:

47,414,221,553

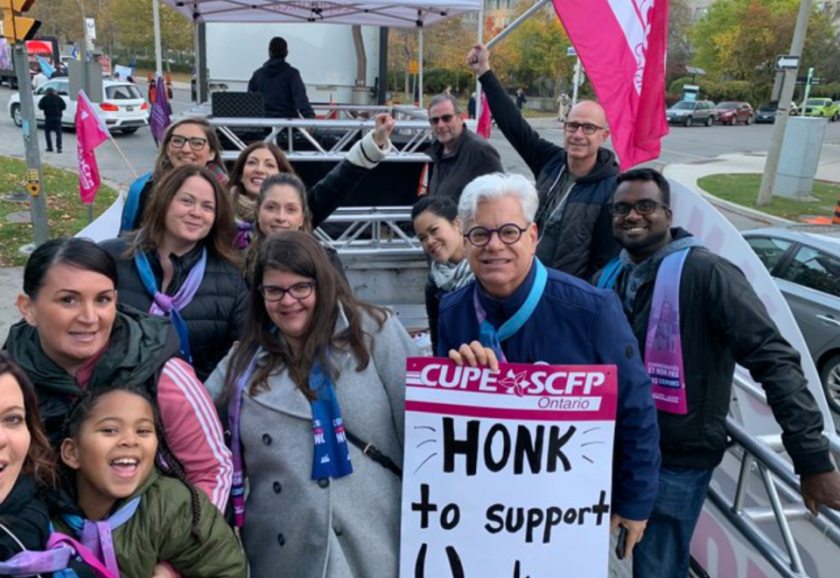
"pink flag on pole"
477,93,492,139
75,90,110,204
551,0,669,170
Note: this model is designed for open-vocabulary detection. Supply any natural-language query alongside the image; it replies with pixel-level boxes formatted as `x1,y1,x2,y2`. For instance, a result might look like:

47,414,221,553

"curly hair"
61,385,203,540
0,354,58,489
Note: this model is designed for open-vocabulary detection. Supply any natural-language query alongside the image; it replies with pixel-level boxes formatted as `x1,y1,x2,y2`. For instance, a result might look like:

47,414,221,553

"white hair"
458,173,539,226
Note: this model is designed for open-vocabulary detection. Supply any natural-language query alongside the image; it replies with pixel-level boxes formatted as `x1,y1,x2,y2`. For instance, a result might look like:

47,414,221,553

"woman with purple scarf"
101,165,248,382
205,232,418,578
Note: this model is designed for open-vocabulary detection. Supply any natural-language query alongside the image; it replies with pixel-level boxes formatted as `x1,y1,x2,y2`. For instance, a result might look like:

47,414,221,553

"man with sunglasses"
438,172,661,563
466,43,620,280
596,168,840,577
425,94,503,202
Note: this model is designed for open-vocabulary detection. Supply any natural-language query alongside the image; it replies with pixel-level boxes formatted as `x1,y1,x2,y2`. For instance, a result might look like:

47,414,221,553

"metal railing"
181,103,438,162
706,376,840,578
315,206,425,257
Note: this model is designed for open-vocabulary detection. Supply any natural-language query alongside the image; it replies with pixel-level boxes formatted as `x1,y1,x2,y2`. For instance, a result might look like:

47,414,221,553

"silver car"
744,226,840,413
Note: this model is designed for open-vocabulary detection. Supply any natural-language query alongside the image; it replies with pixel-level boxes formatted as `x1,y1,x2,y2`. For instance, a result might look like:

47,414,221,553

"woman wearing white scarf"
412,196,474,352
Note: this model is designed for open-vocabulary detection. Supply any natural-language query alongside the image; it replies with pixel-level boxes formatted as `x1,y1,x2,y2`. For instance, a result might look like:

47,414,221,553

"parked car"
755,101,799,123
7,78,149,135
743,225,840,413
801,98,840,121
715,101,753,125
666,100,716,127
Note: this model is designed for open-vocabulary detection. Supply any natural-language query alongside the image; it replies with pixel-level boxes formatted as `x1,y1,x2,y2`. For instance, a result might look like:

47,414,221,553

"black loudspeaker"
211,92,266,118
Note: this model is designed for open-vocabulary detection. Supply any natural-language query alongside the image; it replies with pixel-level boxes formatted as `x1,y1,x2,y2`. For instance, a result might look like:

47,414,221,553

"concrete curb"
692,185,795,227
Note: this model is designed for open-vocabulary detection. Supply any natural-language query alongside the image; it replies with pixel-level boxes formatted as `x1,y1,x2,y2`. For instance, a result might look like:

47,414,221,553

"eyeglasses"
429,114,456,125
169,135,208,151
563,122,606,135
465,223,529,247
258,281,316,302
608,199,670,216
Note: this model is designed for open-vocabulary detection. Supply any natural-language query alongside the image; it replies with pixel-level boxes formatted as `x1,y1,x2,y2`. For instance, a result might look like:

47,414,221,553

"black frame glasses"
169,135,209,151
464,223,529,247
429,114,456,125
563,122,606,135
258,281,316,302
608,199,670,217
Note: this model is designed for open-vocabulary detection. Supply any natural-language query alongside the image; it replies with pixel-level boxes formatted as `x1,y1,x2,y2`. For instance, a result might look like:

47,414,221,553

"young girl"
53,385,246,578
411,196,474,353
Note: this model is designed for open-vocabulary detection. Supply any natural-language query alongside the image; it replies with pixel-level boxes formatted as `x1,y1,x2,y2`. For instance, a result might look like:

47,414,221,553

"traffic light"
1,0,40,43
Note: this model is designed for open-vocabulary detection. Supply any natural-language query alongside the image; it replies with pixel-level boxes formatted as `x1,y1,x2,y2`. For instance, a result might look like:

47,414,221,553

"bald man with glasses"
425,93,503,202
467,43,620,280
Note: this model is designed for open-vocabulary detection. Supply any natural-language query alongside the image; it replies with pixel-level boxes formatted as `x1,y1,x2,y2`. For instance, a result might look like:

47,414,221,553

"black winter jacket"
5,305,181,444
0,476,50,560
598,229,833,474
38,93,66,119
426,128,503,202
479,70,620,279
248,58,315,119
100,239,248,381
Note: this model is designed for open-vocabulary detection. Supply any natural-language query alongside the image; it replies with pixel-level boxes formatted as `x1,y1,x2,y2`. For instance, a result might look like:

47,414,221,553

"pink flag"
477,93,492,139
75,90,110,204
552,0,669,170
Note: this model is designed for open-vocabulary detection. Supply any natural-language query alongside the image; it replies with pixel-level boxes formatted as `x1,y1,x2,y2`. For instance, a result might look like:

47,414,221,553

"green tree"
692,0,838,84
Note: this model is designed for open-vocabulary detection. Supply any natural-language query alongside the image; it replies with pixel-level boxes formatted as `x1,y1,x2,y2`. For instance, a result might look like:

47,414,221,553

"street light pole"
757,0,813,206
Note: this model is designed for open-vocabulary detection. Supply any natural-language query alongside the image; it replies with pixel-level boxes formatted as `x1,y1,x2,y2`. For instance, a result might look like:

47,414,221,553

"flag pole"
107,133,141,182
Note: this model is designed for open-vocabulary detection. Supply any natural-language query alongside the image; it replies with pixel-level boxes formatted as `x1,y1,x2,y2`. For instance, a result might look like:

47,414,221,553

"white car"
7,78,149,134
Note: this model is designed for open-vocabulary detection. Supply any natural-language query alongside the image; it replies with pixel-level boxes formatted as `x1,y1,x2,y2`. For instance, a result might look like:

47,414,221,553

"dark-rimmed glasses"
170,135,208,151
608,200,669,216
258,281,316,302
465,223,529,247
430,114,456,125
563,122,606,135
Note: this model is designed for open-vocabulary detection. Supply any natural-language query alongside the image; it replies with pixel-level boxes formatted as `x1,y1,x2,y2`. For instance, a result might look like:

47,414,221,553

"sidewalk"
663,144,840,226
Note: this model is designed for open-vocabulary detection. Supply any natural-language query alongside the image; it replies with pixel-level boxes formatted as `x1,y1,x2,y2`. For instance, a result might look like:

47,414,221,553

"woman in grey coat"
207,231,418,578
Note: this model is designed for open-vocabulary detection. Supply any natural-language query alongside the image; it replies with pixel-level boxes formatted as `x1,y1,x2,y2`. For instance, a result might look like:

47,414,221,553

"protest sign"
400,358,618,578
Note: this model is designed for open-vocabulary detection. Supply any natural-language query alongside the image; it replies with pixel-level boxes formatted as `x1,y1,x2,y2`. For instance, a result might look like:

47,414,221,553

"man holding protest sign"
597,168,840,577
436,173,661,562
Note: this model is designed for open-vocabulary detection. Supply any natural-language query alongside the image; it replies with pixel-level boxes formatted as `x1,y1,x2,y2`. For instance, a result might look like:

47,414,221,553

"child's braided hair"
61,384,203,541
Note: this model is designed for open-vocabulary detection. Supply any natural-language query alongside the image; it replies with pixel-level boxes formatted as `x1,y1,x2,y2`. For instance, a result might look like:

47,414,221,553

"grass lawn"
0,156,118,267
697,173,840,222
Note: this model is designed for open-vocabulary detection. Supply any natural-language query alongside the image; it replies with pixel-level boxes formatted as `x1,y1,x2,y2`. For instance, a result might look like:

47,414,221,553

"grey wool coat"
207,306,419,578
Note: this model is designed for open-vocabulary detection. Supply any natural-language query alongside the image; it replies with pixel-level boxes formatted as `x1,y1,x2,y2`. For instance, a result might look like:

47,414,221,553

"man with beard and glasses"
595,167,840,577
425,94,503,202
466,43,620,279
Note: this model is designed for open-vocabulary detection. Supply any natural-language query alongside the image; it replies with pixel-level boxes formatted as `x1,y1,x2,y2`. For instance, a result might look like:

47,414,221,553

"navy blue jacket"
437,261,661,521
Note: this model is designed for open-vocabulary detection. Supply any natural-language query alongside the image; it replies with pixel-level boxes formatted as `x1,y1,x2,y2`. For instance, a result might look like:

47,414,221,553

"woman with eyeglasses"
227,113,395,249
411,196,473,353
101,165,248,383
120,118,228,235
244,173,347,284
205,231,417,578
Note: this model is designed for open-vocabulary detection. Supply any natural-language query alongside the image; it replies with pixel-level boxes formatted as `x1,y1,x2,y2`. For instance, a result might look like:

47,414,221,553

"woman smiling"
101,165,248,382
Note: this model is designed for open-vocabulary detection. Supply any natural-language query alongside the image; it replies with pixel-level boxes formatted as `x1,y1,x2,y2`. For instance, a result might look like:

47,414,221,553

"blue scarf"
310,357,353,480
473,260,548,363
134,247,207,364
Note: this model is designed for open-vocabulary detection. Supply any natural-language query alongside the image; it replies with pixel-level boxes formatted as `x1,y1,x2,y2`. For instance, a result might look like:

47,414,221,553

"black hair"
269,36,288,60
61,384,204,541
23,238,118,298
615,168,671,206
411,195,459,223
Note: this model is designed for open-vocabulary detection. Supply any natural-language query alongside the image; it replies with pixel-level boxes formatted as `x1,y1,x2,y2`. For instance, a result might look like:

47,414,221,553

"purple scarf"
644,249,690,414
134,247,207,364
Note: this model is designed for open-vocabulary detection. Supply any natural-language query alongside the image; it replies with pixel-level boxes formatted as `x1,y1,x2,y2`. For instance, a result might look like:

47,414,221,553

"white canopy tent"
159,0,480,26
157,0,483,108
